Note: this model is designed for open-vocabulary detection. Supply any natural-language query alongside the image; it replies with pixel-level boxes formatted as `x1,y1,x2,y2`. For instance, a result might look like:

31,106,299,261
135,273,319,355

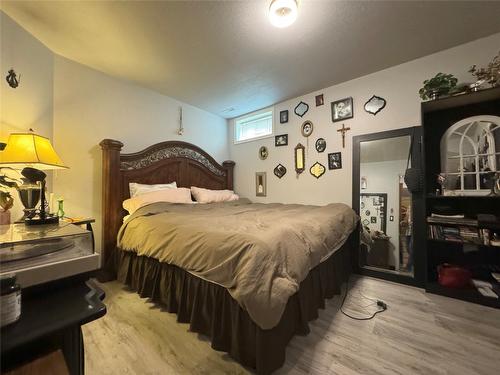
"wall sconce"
361,176,367,189
177,106,184,136
294,143,305,174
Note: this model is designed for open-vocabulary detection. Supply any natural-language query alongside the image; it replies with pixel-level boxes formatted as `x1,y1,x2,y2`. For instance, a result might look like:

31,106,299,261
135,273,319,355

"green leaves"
419,72,458,100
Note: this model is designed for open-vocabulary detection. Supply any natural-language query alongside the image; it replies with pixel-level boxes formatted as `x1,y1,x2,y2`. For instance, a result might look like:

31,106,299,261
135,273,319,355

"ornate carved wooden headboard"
99,139,235,276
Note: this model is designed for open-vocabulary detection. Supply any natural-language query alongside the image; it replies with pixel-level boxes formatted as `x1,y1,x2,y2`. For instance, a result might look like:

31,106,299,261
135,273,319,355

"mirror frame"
294,143,306,174
352,126,425,287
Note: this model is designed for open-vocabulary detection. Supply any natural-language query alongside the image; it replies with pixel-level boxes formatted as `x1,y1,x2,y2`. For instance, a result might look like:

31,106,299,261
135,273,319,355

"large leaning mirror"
353,127,423,285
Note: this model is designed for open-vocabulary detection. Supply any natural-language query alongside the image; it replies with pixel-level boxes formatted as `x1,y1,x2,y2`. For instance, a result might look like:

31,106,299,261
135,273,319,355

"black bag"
404,131,423,193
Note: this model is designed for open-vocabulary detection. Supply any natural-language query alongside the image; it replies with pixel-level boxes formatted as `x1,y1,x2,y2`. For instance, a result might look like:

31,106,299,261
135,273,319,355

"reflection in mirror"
359,136,413,276
440,116,500,195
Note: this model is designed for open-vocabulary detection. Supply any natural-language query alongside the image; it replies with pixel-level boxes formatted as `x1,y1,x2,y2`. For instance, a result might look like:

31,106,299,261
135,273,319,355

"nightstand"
1,279,106,375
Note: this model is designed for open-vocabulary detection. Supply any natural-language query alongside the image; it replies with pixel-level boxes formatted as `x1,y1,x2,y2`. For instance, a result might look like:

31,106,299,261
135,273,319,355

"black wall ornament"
315,138,326,152
6,69,20,88
274,164,287,178
294,101,309,117
364,95,386,115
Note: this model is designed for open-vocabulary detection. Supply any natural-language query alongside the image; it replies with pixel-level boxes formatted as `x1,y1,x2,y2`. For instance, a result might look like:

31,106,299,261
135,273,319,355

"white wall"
360,159,407,268
228,32,500,206
1,12,229,251
0,11,54,219
52,56,228,251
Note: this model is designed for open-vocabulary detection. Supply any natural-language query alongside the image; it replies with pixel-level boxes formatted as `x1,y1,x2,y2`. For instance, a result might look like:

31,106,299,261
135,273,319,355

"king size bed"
100,139,358,374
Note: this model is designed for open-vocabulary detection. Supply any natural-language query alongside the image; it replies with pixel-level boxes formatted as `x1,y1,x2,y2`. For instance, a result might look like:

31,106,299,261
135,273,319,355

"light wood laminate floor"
83,276,500,374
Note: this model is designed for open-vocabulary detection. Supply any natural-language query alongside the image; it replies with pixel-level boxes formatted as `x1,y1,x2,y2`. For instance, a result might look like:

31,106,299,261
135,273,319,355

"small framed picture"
315,94,324,107
315,138,326,153
259,146,268,160
328,152,342,170
256,172,267,197
280,110,289,124
275,134,288,147
331,97,353,122
371,216,377,224
301,120,314,137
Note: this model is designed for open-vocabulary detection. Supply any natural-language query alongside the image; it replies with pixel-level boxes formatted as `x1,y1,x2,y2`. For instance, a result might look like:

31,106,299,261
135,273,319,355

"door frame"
352,126,425,287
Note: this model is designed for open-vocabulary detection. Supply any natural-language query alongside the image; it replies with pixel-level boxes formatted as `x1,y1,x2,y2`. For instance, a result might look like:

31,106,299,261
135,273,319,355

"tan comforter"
118,199,358,329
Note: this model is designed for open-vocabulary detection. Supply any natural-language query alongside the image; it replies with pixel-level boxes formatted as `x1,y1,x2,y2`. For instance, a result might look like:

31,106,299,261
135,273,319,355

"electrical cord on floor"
340,277,388,321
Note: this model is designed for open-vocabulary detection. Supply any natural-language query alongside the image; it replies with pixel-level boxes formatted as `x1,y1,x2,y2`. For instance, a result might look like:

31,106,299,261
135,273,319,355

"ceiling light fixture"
269,0,298,28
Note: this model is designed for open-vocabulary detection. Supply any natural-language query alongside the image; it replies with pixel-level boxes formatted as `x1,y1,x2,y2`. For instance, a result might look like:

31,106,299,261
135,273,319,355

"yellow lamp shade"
0,133,67,170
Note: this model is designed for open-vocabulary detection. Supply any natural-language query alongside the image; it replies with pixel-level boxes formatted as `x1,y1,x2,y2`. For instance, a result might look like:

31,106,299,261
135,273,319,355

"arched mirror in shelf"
440,116,500,195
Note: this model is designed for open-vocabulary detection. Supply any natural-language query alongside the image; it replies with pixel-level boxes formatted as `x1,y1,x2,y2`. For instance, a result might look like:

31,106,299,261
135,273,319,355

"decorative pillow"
190,186,239,204
123,187,192,215
129,181,177,197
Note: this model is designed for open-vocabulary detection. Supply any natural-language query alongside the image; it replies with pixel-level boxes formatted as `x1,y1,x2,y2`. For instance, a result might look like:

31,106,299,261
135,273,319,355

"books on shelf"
428,224,490,245
427,215,478,227
427,213,499,246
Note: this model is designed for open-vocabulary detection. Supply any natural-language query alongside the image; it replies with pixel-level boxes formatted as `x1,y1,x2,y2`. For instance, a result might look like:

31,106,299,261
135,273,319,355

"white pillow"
190,186,239,204
129,181,177,197
123,187,192,215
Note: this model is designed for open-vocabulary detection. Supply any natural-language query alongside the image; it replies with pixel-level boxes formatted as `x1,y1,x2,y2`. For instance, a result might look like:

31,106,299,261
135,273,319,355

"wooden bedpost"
99,139,124,280
223,161,235,190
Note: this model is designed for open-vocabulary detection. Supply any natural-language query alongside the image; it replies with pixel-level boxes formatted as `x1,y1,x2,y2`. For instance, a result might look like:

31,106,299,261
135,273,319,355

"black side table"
1,278,106,375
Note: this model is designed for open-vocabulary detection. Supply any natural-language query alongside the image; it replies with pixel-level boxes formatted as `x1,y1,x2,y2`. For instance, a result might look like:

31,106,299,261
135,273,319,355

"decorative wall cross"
337,123,351,148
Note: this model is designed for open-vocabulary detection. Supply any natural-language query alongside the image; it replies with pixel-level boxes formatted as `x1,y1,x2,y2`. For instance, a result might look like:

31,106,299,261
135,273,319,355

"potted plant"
469,51,500,89
0,169,21,225
419,73,458,100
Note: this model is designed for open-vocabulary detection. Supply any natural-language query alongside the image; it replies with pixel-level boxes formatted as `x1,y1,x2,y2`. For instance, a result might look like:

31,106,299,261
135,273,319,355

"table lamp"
0,131,68,225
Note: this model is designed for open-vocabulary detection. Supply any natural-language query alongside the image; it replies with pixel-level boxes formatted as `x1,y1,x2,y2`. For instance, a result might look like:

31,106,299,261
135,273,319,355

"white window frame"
233,107,274,144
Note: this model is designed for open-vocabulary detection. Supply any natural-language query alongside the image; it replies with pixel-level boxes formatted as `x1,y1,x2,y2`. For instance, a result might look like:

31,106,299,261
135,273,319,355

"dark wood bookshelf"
426,282,500,309
421,88,500,308
421,86,500,114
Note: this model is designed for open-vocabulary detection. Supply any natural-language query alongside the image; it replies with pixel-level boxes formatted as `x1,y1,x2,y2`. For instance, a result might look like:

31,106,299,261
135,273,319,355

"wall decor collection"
315,94,324,106
259,146,268,160
310,162,326,179
301,120,314,137
364,95,386,115
256,172,267,197
360,193,387,233
294,101,309,117
274,164,287,178
256,90,359,186
331,97,353,122
280,110,289,124
336,123,351,148
275,134,288,146
328,152,342,170
315,138,326,153
294,143,306,174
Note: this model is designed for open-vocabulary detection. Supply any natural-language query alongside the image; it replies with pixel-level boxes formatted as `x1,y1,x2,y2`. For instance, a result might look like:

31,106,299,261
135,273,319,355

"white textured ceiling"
2,1,500,118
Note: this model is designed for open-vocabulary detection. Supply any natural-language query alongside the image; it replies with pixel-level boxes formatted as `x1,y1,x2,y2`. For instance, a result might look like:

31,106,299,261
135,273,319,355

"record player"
0,222,100,288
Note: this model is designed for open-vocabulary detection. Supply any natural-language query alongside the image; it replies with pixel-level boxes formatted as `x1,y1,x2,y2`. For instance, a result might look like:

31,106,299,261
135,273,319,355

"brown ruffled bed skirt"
116,240,352,374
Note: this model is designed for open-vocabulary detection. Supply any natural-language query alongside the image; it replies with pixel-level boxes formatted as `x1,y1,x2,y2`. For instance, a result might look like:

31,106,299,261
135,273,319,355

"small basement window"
234,108,273,144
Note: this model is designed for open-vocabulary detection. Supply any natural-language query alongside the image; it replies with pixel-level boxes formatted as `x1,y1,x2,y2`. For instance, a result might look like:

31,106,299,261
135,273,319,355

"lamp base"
25,215,59,226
